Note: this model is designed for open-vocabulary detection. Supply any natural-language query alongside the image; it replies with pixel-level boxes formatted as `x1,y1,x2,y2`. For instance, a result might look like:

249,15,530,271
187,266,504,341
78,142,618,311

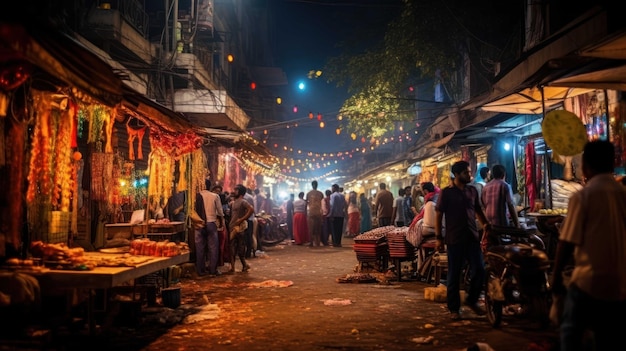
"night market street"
56,237,558,351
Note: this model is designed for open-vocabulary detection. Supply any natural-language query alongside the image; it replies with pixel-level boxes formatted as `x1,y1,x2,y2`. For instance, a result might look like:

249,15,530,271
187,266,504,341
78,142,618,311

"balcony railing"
116,0,149,38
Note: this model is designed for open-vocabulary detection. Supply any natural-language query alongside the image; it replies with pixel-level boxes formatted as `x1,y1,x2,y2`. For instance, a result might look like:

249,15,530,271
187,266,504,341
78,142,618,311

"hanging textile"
91,153,114,201
103,106,114,153
126,118,147,160
3,114,27,249
525,142,536,209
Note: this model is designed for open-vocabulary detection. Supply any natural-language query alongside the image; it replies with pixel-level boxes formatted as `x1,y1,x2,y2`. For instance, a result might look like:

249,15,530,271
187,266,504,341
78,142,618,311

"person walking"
329,184,347,247
194,180,225,276
435,160,490,320
359,192,372,233
481,164,519,228
228,184,254,273
347,191,360,237
264,192,274,216
391,188,406,227
403,186,415,226
292,192,309,245
339,186,348,236
306,180,325,247
551,140,626,351
471,165,490,207
211,184,230,267
321,189,332,246
374,182,394,227
244,187,256,258
253,188,265,214
285,193,295,241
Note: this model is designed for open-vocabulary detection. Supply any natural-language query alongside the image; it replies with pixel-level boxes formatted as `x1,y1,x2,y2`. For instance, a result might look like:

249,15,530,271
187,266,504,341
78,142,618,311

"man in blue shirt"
329,184,347,247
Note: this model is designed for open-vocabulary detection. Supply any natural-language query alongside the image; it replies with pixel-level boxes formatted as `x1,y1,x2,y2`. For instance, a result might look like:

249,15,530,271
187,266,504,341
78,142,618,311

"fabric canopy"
481,86,594,114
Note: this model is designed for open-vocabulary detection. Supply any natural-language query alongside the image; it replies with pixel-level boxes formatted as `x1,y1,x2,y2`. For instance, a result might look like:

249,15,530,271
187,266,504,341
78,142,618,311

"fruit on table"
538,208,567,215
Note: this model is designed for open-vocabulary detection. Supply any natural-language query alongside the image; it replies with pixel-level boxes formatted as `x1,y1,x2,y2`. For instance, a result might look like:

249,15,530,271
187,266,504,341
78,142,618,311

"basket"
44,211,70,244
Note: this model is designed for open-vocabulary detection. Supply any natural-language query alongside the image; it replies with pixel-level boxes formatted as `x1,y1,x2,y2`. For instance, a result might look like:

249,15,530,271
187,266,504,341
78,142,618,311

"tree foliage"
325,0,523,139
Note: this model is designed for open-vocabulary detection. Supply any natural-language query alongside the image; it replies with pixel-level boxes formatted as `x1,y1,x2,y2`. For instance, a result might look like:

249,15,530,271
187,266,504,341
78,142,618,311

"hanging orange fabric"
127,118,147,160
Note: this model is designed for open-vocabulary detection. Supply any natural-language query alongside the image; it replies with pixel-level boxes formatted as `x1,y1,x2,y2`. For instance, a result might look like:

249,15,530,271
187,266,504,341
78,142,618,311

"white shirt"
198,190,224,223
559,174,626,300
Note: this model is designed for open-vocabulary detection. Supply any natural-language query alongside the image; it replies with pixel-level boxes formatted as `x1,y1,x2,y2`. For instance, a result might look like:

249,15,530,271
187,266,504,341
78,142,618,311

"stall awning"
481,86,594,114
0,23,123,106
464,7,608,115
122,86,195,133
579,29,626,60
194,127,276,159
548,30,626,91
549,64,626,91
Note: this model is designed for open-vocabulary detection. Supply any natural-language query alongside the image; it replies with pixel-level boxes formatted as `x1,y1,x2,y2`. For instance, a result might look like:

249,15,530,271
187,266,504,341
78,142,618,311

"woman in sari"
359,193,372,233
347,191,360,237
292,192,309,244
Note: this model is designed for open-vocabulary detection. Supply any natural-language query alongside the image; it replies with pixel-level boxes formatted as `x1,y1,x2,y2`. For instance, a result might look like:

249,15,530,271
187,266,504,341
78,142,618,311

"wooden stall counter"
37,252,190,290
105,221,186,243
35,251,190,335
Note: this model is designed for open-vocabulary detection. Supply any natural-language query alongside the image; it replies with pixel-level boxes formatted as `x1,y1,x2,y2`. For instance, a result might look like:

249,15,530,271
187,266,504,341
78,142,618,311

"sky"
265,0,404,179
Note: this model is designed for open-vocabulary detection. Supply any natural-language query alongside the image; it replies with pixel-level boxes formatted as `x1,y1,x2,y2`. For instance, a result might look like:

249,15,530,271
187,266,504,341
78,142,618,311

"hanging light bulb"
317,113,322,121
227,54,234,63
351,133,357,140
293,105,298,113
309,112,313,119
336,128,341,135
320,121,325,128
276,97,282,104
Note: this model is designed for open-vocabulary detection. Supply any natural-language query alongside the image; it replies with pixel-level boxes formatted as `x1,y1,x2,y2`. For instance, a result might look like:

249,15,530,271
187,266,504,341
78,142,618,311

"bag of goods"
163,242,180,257
129,238,148,255
142,240,157,256
155,241,167,257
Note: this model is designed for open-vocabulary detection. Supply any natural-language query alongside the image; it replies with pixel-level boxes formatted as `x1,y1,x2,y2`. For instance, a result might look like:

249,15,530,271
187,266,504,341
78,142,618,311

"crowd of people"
192,182,280,277
191,141,626,351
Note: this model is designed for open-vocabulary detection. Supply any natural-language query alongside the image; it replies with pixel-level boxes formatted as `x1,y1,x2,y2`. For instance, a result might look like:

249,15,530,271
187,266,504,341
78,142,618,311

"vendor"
165,191,187,222
148,195,165,220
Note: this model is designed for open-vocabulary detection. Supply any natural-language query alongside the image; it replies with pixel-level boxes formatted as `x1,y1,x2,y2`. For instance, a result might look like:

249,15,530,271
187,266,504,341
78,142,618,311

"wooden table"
36,252,190,334
37,252,189,289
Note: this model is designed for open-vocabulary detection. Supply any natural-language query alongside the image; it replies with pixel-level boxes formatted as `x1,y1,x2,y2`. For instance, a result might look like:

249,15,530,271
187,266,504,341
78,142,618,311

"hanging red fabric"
525,142,536,209
69,100,78,148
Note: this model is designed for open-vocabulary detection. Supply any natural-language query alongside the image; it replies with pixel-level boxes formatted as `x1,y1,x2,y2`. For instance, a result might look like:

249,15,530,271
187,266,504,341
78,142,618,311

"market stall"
3,240,190,335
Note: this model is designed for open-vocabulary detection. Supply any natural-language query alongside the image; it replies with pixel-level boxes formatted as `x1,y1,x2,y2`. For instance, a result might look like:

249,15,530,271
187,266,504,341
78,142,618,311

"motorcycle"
482,225,552,328
255,212,289,247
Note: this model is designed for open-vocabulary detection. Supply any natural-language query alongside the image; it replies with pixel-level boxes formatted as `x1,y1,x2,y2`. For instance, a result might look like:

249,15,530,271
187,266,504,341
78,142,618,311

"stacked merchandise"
353,226,394,263
386,227,415,258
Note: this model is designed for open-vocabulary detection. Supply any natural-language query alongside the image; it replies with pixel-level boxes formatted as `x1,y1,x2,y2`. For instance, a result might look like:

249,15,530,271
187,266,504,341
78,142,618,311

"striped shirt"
481,179,514,227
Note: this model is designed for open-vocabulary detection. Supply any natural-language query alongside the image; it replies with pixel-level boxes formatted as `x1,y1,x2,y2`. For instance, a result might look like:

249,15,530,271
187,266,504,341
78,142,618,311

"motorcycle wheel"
260,224,290,247
485,267,503,328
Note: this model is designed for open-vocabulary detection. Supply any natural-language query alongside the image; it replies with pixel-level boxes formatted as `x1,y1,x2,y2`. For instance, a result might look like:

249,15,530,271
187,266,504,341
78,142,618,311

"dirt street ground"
49,237,559,351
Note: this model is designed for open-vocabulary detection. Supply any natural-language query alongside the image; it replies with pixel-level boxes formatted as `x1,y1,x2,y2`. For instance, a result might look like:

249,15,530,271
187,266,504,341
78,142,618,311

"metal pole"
540,85,552,209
